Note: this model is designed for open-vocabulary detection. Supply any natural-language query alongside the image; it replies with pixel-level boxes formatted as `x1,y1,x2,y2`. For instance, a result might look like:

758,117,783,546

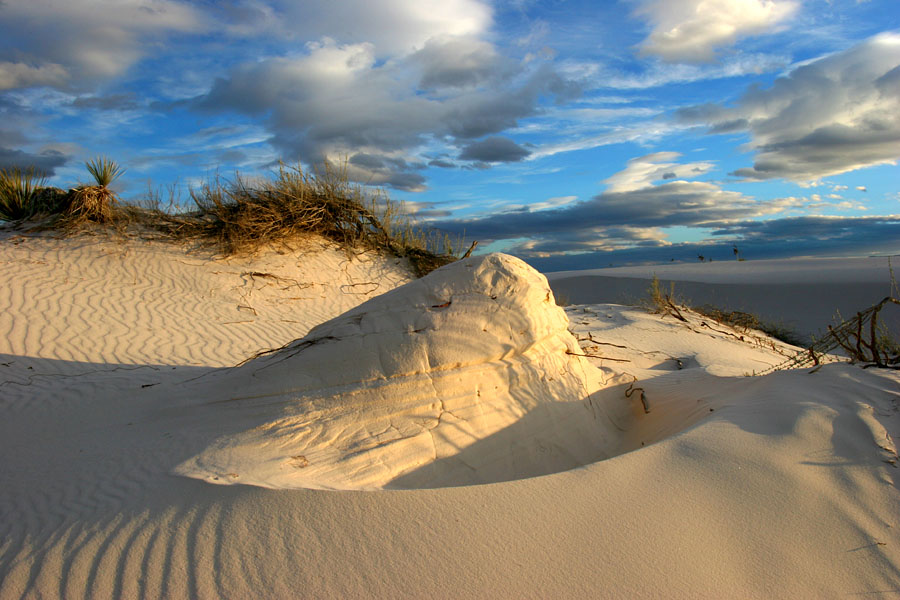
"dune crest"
176,253,631,490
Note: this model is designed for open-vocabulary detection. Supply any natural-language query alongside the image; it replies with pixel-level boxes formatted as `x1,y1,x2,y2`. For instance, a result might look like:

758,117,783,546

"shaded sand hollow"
1,232,899,598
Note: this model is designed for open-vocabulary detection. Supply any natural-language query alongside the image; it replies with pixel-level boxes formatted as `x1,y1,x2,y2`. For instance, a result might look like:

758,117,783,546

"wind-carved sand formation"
176,253,637,490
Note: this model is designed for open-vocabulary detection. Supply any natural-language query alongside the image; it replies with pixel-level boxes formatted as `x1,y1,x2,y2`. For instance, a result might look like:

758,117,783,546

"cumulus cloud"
433,179,783,242
0,126,69,175
196,36,575,189
508,226,670,258
678,33,900,182
459,136,531,162
635,0,798,63
344,155,428,192
428,158,457,169
0,0,206,90
413,35,515,89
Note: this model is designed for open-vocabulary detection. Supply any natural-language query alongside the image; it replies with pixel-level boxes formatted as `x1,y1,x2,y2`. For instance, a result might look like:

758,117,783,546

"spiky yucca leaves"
85,157,125,187
0,167,46,221
63,157,124,224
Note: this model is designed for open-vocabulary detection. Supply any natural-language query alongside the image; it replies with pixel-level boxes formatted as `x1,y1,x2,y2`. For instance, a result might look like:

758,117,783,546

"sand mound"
176,253,633,490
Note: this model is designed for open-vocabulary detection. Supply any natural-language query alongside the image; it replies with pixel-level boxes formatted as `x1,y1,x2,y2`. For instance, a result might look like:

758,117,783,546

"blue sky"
1,0,898,270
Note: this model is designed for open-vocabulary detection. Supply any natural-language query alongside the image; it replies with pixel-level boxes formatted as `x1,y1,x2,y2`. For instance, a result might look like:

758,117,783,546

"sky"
1,0,899,271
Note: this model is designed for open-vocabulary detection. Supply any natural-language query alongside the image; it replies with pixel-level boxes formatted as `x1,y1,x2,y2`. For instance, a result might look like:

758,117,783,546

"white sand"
547,256,900,343
1,234,899,598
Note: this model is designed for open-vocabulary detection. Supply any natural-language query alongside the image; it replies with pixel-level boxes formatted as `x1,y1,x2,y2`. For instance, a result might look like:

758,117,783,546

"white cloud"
213,0,492,56
0,0,206,89
198,36,574,189
504,195,578,213
508,225,672,257
527,121,685,160
602,152,715,192
678,33,900,181
635,0,799,63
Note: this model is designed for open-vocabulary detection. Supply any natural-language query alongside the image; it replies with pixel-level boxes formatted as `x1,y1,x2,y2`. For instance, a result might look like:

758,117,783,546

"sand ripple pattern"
2,234,900,599
0,234,411,368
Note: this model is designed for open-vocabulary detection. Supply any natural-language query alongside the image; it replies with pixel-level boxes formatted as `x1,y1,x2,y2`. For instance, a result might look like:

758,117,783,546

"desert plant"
85,156,125,187
647,275,665,312
0,167,46,221
760,296,900,374
646,276,686,321
149,161,461,276
693,305,805,347
4,156,461,278
61,157,125,225
826,297,900,367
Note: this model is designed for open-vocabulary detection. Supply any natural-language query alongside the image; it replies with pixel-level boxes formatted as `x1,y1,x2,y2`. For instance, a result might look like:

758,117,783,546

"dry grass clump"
645,276,804,345
0,167,48,221
1,158,464,277
646,276,687,321
692,305,805,347
146,162,462,276
182,164,383,254
0,157,126,227
59,157,125,226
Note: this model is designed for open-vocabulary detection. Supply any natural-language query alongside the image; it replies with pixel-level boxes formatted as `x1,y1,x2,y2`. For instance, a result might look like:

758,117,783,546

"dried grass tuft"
2,158,465,278
62,185,119,225
142,162,463,276
0,167,47,221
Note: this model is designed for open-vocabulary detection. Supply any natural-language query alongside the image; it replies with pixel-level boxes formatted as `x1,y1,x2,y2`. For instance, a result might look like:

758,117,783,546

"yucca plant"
0,166,46,221
85,156,125,188
64,157,124,224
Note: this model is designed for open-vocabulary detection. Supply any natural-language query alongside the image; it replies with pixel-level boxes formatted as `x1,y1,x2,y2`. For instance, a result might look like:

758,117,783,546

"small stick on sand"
566,350,630,362
625,377,650,413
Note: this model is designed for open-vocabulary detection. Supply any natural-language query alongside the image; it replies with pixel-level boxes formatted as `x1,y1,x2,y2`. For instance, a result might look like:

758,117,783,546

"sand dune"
1,235,899,598
0,231,412,368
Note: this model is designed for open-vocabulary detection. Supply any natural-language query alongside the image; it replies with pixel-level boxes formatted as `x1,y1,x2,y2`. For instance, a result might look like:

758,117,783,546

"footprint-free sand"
1,232,898,598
